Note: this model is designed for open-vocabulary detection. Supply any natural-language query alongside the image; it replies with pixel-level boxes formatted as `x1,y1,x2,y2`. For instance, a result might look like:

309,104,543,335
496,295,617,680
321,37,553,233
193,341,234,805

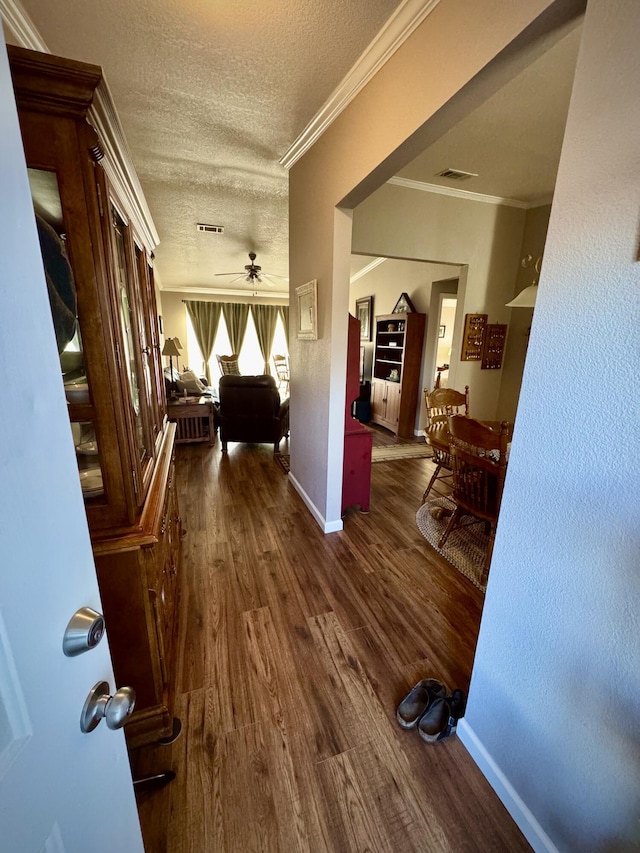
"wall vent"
197,223,224,233
436,168,478,181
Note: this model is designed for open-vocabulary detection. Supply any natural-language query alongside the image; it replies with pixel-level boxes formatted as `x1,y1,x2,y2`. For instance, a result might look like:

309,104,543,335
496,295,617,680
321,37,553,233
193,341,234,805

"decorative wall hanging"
355,295,373,341
481,324,508,369
392,292,416,313
296,279,318,340
460,313,488,361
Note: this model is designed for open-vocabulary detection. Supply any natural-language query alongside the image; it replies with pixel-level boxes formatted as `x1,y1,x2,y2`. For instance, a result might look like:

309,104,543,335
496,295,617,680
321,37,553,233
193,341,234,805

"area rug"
371,444,433,463
274,453,290,474
415,497,489,591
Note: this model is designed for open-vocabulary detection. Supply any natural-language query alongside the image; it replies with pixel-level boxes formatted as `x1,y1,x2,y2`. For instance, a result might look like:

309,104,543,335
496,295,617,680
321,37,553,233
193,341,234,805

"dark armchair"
218,374,290,453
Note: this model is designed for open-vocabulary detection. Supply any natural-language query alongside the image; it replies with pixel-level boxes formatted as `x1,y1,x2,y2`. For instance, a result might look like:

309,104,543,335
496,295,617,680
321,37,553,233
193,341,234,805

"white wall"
460,2,640,851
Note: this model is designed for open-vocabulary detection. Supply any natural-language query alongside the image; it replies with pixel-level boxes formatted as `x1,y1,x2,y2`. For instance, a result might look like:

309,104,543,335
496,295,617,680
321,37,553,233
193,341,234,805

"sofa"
218,374,289,453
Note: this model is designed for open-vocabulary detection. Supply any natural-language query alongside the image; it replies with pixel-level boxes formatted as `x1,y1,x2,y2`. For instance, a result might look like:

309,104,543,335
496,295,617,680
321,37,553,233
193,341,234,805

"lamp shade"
173,337,183,350
162,338,181,357
506,283,538,308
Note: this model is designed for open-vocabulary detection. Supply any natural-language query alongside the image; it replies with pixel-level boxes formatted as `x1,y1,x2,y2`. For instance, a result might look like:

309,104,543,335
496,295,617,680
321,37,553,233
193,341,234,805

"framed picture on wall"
355,295,373,341
296,279,318,340
439,324,446,338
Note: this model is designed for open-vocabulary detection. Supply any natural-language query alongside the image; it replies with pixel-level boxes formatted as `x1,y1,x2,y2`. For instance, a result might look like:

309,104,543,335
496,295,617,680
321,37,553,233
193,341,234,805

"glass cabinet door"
28,168,105,501
110,205,155,494
136,246,164,446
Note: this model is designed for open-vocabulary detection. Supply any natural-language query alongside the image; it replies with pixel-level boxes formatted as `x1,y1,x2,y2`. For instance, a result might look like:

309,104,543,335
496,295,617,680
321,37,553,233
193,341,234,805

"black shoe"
417,688,466,743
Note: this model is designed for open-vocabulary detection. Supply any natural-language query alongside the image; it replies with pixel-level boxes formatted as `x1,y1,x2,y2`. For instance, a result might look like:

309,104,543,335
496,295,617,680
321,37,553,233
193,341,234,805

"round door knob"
80,681,136,733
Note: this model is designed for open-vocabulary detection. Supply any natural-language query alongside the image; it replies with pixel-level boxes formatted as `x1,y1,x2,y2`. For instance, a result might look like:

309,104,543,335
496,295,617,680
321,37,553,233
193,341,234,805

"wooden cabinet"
9,46,180,748
371,312,426,437
342,315,372,514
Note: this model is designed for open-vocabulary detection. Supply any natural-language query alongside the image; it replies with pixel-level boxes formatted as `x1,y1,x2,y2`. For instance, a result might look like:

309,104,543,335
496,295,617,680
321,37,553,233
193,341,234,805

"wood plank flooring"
132,430,530,852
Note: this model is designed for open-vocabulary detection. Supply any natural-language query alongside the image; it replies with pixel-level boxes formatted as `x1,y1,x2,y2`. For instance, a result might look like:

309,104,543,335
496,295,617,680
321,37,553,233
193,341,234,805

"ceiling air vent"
197,223,224,233
436,168,478,181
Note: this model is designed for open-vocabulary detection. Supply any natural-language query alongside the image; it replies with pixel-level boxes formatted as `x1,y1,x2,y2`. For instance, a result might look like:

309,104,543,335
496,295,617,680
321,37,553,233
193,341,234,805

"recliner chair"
218,374,290,453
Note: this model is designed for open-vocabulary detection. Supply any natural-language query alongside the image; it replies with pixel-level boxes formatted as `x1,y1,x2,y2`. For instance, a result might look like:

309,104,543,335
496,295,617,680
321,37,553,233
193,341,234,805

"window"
185,305,288,382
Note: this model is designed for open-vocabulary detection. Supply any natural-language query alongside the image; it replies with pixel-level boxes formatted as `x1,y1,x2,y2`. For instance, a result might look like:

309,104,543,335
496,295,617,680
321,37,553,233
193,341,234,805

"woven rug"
274,453,290,474
371,444,432,463
274,445,431,472
415,497,489,591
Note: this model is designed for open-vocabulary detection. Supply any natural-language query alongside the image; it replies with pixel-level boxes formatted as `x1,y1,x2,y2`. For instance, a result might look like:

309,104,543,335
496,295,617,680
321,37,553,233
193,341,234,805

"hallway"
133,439,529,851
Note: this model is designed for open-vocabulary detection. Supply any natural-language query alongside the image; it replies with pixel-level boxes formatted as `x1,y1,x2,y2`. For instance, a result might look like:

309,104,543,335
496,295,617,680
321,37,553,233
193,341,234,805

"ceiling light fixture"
506,254,542,308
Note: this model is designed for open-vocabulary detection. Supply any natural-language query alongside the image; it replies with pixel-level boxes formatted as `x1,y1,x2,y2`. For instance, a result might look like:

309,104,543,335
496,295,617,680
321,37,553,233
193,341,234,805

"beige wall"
497,204,551,421
349,257,460,430
352,195,552,424
289,0,558,529
352,183,527,420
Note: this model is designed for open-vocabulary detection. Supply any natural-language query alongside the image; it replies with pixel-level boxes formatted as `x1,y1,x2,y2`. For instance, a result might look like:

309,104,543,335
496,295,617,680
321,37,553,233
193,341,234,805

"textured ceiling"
398,22,582,203
13,0,403,294
8,2,581,296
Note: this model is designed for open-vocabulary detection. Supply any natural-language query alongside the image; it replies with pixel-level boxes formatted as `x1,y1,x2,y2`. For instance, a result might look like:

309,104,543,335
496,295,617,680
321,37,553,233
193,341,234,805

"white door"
0,39,144,853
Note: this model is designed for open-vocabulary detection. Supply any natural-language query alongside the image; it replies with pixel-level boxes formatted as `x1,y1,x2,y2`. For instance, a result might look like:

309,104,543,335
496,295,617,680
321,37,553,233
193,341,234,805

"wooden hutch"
370,312,426,438
9,46,181,749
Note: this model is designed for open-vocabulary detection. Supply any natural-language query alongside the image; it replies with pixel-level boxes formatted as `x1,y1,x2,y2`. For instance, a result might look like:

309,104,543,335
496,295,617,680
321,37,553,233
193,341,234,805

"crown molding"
2,0,159,251
280,0,440,170
387,176,531,209
0,0,48,50
350,257,388,283
91,80,159,250
164,285,288,301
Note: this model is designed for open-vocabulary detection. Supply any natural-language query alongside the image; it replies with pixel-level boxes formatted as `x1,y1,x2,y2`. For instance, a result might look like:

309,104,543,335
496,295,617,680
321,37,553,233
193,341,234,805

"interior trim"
279,0,440,170
0,0,47,51
2,0,160,251
458,719,559,853
350,257,388,284
162,284,288,300
387,176,545,209
288,473,344,534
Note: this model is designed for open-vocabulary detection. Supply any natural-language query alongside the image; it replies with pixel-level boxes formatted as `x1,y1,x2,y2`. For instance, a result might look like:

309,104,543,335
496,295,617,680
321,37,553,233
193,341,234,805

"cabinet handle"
141,346,151,356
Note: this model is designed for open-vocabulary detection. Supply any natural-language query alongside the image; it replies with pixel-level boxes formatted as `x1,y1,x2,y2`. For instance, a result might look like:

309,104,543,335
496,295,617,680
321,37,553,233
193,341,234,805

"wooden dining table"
424,420,513,457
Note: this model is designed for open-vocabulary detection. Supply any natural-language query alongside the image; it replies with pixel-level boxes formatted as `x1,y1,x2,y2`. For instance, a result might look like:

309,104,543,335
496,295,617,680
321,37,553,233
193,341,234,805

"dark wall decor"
481,323,508,369
460,313,488,361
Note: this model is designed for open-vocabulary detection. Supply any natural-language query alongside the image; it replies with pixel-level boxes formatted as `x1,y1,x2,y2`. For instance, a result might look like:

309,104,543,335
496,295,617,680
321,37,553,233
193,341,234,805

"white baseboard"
288,473,344,534
457,719,558,853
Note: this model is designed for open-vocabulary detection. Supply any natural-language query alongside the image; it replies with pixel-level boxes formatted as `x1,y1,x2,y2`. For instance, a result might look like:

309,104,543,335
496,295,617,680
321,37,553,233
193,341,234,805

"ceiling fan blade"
262,273,289,280
215,271,244,277
262,275,282,288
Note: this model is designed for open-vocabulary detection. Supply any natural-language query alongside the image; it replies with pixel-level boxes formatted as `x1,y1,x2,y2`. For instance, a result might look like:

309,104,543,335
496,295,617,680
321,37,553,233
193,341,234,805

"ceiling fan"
215,252,288,288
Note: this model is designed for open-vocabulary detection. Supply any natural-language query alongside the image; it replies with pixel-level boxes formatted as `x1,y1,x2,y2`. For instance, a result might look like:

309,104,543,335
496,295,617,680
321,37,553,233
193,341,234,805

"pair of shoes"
417,688,467,743
396,678,448,730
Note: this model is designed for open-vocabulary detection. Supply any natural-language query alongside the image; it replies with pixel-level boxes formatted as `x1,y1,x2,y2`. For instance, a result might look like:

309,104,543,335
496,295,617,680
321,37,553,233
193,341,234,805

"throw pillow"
219,358,240,375
176,370,206,395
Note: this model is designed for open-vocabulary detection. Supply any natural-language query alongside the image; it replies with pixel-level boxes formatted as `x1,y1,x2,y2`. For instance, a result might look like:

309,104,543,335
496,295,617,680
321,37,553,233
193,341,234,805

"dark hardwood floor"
132,428,530,852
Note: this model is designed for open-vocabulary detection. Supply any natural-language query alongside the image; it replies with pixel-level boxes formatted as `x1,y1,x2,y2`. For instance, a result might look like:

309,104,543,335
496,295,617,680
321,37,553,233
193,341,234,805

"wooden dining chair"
272,353,290,396
422,385,470,502
216,353,241,376
438,415,510,584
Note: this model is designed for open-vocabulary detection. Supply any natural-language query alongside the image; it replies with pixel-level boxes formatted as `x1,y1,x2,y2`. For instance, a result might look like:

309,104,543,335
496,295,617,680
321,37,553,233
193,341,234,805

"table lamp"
162,338,181,398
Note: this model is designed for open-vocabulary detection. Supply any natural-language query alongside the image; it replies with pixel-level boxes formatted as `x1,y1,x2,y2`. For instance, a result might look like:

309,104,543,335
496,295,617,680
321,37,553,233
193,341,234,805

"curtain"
222,302,249,356
252,304,280,374
279,305,289,348
184,300,221,384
